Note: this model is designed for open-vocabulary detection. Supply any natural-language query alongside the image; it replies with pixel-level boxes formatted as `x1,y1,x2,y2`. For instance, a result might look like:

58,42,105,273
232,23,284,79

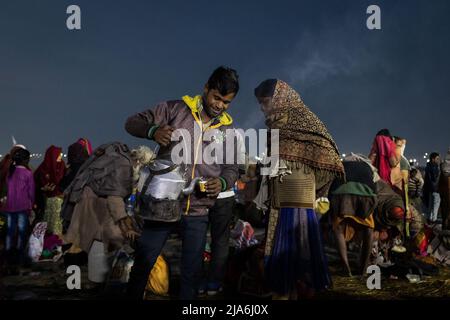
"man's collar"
182,95,233,126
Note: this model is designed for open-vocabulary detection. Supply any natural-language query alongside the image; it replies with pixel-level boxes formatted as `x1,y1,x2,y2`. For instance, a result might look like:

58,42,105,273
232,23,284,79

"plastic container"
88,240,110,283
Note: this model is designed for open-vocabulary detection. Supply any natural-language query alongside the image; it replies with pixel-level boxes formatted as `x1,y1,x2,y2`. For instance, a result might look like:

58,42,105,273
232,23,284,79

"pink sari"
370,135,396,185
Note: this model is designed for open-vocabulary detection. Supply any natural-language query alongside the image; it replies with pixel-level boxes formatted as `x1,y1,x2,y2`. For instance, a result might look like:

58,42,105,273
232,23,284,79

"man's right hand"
153,125,174,146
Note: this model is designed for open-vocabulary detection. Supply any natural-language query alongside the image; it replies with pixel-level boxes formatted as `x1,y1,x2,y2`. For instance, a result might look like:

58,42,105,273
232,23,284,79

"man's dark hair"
394,136,405,142
207,66,239,96
430,152,440,161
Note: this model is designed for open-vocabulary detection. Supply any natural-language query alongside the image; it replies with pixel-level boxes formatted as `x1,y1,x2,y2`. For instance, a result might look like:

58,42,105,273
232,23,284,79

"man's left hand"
205,178,222,198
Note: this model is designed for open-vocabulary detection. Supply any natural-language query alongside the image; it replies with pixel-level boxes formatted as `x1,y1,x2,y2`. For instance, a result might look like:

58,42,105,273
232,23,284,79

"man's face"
433,156,441,164
203,87,235,118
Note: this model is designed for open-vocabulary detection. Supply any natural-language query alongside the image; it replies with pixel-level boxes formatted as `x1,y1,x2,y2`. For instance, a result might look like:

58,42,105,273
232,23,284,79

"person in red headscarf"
368,129,400,186
34,145,66,236
77,138,93,156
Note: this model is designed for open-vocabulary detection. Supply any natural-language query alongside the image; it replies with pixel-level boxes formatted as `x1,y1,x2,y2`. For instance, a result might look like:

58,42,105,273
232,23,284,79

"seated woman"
373,179,409,261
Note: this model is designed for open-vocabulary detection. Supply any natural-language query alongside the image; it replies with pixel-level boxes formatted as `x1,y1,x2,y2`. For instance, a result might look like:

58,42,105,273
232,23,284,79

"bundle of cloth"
330,156,379,242
231,219,259,250
328,155,379,275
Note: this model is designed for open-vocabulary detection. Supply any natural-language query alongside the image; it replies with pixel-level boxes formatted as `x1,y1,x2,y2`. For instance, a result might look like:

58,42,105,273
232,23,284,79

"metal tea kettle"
145,159,201,200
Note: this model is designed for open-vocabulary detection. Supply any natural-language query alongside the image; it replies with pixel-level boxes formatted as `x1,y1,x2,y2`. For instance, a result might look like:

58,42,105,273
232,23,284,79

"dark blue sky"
1,0,449,165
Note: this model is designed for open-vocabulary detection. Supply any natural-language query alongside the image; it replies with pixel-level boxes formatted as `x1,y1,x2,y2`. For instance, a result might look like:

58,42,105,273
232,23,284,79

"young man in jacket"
125,66,240,300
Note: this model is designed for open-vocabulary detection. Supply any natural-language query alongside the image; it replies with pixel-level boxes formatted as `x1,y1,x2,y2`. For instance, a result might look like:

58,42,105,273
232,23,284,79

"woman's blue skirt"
265,208,331,294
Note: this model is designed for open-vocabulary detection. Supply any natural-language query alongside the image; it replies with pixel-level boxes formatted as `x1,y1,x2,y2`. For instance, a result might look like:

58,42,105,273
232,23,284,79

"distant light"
342,154,346,157
427,160,430,163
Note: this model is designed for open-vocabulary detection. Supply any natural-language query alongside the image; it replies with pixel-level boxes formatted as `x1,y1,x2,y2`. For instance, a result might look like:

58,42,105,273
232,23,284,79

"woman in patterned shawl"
254,79,344,299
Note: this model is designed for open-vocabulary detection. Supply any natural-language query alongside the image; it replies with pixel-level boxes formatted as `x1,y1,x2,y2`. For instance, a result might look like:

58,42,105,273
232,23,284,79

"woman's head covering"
254,79,278,98
68,142,89,166
35,145,66,186
77,138,93,156
376,129,392,138
254,79,344,177
372,135,397,185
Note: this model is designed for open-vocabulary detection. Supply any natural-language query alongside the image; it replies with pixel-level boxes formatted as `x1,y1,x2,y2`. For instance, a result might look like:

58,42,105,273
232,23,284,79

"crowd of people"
0,139,93,270
0,66,449,300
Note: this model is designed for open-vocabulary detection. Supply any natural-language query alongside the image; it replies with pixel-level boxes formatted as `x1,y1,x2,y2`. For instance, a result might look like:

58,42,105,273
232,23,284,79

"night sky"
1,0,449,165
